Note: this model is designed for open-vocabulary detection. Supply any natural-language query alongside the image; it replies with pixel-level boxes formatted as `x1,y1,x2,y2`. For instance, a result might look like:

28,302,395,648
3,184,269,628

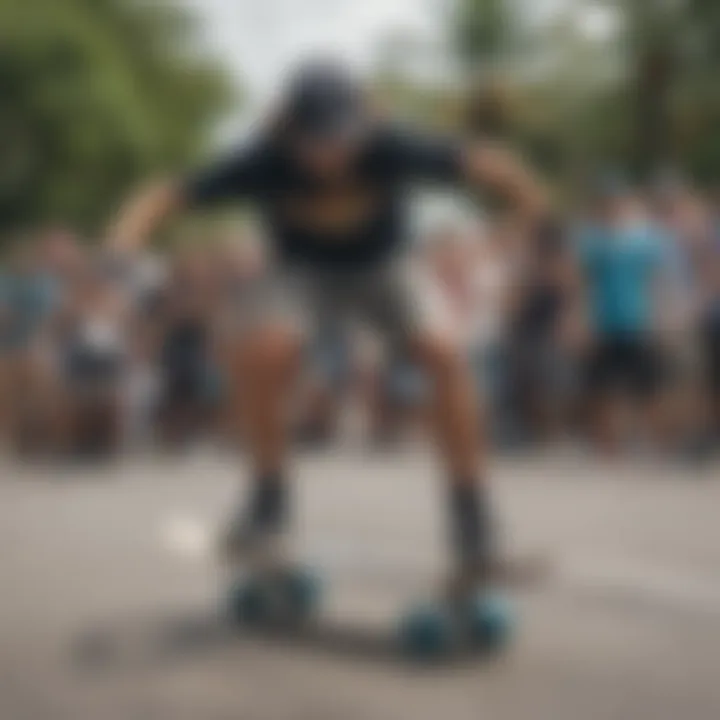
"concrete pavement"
2,449,719,720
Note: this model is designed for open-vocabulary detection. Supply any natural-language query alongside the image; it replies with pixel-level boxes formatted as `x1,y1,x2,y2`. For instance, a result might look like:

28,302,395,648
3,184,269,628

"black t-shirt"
183,123,466,268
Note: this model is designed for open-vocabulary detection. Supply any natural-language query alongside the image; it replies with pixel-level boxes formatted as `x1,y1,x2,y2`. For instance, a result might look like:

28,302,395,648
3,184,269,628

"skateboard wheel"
467,592,514,651
227,578,271,625
226,568,322,626
281,567,322,617
399,604,453,660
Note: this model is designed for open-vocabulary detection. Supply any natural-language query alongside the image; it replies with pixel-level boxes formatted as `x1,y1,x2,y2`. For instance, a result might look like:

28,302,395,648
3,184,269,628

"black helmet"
281,59,366,141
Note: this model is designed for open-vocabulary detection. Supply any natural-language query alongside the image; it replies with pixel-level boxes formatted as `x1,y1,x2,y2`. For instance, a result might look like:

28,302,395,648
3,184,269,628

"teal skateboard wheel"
226,566,322,627
400,591,515,660
399,604,454,660
466,591,515,651
227,577,272,625
280,566,322,617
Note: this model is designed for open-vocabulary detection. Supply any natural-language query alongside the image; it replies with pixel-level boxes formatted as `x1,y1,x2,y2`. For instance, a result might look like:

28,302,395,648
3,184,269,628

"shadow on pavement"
70,610,498,672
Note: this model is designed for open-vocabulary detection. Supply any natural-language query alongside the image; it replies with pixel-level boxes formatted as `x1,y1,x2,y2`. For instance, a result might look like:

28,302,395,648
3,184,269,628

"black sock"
448,481,496,571
247,472,287,531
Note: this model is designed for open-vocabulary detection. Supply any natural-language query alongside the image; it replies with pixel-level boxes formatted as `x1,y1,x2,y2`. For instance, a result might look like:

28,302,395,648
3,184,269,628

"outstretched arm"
106,179,184,254
461,142,548,225
106,140,263,254
390,127,549,225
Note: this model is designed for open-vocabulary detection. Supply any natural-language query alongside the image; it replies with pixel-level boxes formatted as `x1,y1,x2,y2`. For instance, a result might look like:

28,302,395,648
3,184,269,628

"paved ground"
2,448,720,720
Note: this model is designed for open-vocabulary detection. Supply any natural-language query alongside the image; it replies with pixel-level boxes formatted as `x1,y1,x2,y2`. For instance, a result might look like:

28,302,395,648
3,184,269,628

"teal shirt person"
0,272,59,350
577,222,664,337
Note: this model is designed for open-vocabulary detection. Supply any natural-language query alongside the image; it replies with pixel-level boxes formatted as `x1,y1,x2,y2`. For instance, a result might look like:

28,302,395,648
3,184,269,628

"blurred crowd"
1,176,719,464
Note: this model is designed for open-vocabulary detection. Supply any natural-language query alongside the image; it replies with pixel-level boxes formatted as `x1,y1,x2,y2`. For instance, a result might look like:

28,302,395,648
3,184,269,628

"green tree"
451,0,518,72
448,0,556,141
448,0,720,182
598,0,720,177
0,0,235,238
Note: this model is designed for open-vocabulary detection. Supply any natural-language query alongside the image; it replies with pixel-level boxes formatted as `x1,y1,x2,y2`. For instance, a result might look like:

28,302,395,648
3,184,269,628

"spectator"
577,177,667,453
649,178,715,456
422,217,514,444
2,191,719,465
156,248,219,447
506,219,581,445
57,259,129,457
0,240,61,454
699,197,720,445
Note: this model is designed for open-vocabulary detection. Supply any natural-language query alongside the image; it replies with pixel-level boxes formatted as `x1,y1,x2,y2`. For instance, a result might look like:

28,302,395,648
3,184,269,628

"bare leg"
222,324,303,560
411,333,497,587
411,334,485,483
233,325,303,476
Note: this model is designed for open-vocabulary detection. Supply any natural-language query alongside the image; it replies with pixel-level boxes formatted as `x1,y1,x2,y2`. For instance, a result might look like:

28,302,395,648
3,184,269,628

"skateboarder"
108,60,547,607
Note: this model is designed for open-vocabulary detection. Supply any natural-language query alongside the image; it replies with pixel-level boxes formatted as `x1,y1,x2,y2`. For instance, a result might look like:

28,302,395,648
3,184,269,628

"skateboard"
224,565,519,661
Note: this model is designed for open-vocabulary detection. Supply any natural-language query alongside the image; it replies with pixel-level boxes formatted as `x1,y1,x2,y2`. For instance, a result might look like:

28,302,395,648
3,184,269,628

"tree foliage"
448,0,720,183
0,0,235,237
